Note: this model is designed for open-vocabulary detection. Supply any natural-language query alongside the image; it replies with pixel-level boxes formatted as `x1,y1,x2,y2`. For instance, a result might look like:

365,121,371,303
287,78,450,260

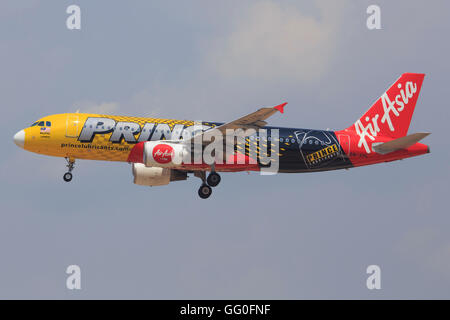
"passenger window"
38,121,45,126
46,121,51,127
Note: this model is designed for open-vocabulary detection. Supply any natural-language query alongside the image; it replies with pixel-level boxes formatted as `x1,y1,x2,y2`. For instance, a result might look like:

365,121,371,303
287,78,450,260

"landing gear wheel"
64,157,75,182
207,172,221,187
198,184,212,199
63,172,73,182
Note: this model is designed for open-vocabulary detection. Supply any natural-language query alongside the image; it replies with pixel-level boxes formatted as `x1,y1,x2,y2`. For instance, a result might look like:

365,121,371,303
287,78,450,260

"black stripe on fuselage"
204,122,353,172
258,126,353,173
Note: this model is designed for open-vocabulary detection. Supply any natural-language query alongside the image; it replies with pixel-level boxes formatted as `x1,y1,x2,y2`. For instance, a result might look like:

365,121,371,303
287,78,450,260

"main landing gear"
195,170,221,199
198,183,212,199
206,172,221,187
63,157,75,182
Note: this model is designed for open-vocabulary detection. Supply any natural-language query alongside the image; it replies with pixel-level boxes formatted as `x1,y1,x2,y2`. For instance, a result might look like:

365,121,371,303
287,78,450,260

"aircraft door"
338,134,350,158
66,115,79,138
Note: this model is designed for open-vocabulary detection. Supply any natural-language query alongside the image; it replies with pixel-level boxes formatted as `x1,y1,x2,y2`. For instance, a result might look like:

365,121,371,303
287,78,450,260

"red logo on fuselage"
153,144,173,164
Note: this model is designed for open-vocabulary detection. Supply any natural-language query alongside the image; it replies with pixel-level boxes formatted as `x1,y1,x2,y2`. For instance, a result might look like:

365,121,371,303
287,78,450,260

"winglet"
274,102,287,114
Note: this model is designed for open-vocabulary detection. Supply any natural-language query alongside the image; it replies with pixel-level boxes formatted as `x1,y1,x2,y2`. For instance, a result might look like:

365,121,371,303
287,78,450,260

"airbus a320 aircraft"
13,73,430,198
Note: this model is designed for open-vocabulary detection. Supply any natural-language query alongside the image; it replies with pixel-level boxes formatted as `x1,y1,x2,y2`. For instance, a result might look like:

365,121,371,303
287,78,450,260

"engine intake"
143,141,187,168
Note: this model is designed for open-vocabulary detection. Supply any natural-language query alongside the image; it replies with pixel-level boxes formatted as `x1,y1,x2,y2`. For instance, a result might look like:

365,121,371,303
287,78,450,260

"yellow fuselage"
18,113,201,162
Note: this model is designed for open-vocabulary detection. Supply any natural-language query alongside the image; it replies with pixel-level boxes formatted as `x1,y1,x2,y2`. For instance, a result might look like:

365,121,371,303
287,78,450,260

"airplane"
13,73,430,199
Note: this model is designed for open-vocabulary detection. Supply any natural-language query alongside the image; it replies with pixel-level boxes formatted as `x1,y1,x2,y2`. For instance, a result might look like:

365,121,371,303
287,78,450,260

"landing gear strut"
63,157,75,182
194,169,221,199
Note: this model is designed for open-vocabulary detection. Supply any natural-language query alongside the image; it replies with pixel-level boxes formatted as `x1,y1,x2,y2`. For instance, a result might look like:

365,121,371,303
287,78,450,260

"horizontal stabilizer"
372,132,430,154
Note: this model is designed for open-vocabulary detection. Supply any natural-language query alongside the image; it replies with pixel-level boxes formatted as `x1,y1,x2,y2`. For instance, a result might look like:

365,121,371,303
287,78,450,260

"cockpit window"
38,121,45,126
31,122,38,127
46,121,51,127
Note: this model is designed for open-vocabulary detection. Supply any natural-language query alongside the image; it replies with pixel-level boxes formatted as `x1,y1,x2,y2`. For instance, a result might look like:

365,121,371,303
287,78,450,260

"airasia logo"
152,144,174,164
355,80,418,154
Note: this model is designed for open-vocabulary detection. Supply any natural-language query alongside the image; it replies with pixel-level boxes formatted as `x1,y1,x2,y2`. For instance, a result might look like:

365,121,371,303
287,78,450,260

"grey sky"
0,0,449,299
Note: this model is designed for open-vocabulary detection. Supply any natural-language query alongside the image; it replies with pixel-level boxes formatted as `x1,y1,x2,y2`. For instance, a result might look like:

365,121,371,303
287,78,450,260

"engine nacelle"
143,141,187,168
132,163,188,186
132,163,171,186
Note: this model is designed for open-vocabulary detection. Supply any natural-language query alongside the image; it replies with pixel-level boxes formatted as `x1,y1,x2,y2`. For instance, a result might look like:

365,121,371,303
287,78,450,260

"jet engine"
132,163,187,186
143,141,188,168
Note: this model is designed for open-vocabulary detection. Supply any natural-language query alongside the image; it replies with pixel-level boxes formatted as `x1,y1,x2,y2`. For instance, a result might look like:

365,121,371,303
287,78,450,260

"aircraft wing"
163,102,286,164
179,102,287,144
211,102,287,134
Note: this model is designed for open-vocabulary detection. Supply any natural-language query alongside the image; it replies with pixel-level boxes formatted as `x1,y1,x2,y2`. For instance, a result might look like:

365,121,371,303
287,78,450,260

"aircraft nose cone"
13,130,25,148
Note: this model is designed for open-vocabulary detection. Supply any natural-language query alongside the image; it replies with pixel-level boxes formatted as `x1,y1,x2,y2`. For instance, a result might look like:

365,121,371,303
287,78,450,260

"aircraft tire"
207,172,221,187
63,172,73,182
198,184,212,199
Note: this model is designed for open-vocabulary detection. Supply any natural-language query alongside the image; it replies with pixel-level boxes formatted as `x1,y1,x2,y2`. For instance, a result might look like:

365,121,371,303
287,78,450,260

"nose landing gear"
194,170,221,199
63,172,73,182
63,157,75,182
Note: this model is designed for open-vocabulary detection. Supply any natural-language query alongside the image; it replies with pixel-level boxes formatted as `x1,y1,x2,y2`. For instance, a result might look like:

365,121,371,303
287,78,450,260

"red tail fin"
347,73,425,140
